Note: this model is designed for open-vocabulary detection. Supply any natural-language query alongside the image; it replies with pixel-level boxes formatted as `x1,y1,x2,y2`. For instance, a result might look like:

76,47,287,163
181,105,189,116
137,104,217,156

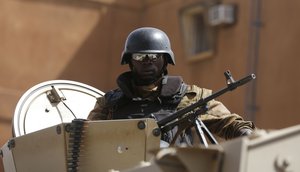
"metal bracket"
46,86,66,103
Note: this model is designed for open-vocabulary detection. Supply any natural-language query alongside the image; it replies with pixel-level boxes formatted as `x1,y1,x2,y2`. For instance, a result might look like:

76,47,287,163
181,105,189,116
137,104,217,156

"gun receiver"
157,70,256,133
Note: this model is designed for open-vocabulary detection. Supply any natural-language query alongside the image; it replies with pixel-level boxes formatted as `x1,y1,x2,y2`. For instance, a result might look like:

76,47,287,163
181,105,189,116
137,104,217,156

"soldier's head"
121,27,175,85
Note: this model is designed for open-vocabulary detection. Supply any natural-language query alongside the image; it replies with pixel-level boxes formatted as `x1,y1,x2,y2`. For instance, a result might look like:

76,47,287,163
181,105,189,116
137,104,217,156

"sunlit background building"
1,0,300,170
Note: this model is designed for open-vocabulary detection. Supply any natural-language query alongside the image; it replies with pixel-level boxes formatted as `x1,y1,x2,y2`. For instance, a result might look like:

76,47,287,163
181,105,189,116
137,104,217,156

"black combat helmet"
121,27,175,65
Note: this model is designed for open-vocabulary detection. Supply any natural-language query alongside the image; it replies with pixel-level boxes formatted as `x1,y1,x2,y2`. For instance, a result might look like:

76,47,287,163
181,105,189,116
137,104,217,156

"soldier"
88,27,255,146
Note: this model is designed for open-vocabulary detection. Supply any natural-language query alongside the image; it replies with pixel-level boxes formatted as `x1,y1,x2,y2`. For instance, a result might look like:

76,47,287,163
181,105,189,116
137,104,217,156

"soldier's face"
130,53,165,85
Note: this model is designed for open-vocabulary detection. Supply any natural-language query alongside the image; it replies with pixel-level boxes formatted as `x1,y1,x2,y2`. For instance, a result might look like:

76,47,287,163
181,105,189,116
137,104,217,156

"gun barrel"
157,73,256,127
235,74,256,87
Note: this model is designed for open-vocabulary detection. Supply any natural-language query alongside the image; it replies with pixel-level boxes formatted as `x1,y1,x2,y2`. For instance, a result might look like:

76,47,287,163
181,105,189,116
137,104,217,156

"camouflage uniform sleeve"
87,96,109,120
203,99,255,140
178,85,255,140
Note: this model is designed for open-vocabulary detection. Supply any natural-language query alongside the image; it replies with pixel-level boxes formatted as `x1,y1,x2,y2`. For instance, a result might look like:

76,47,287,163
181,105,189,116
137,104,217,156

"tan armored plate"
12,80,104,137
3,80,161,172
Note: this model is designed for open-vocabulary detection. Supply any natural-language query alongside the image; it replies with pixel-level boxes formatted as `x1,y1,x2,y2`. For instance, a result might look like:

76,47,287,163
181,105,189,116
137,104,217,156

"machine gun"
156,70,256,147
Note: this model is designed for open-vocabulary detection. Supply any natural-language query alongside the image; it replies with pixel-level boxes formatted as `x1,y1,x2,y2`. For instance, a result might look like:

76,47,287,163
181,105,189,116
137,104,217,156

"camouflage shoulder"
103,88,124,106
177,85,212,109
186,85,212,98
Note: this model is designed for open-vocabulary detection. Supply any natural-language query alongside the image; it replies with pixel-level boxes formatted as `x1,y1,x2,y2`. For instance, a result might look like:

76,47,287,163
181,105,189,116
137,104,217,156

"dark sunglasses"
132,53,162,62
